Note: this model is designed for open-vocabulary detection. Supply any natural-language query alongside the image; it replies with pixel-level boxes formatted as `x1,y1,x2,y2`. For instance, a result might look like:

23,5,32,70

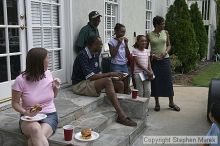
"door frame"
0,0,26,100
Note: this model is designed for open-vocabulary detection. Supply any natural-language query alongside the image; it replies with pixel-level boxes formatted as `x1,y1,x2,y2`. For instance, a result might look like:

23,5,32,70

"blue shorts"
19,112,58,134
110,63,129,73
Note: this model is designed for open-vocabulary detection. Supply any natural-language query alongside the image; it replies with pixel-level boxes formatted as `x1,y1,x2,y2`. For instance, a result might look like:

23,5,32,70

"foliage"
190,2,208,60
165,0,199,73
170,54,182,73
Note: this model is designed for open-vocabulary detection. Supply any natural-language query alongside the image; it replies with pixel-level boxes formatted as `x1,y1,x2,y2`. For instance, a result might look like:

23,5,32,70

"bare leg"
94,78,126,119
123,76,130,94
21,121,49,146
113,80,124,93
41,123,53,138
154,97,160,111
169,96,180,111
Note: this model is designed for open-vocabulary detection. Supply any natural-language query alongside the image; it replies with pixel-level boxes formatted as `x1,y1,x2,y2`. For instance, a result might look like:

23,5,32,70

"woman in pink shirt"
11,48,60,146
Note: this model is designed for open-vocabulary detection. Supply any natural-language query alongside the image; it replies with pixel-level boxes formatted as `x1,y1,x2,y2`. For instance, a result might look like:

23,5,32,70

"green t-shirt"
75,22,100,53
148,30,169,58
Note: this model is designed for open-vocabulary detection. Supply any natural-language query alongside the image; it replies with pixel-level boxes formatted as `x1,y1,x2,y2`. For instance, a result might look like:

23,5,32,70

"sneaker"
117,117,137,127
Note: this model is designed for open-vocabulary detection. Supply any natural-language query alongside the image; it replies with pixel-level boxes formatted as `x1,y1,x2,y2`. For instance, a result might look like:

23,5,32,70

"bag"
101,53,111,73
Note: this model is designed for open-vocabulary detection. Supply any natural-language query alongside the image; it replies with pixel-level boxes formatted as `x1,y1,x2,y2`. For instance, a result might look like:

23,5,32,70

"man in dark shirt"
75,11,101,53
72,36,137,127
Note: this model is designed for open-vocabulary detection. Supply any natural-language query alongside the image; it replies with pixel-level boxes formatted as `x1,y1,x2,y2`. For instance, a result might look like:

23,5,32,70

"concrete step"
0,87,150,146
55,87,105,127
48,104,147,146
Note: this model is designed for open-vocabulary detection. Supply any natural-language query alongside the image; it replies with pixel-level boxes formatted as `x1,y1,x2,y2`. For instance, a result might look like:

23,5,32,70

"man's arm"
75,28,88,53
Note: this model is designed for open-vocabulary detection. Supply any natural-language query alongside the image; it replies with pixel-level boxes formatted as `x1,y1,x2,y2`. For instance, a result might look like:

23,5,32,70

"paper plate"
75,131,99,142
21,113,47,122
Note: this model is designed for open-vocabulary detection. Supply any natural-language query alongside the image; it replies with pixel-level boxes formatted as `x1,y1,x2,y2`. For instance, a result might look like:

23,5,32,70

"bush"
170,54,182,73
165,0,199,73
216,18,220,54
190,2,208,60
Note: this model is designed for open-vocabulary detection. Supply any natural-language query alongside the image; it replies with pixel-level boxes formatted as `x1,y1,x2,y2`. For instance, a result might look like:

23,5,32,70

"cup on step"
131,89,138,99
63,125,74,141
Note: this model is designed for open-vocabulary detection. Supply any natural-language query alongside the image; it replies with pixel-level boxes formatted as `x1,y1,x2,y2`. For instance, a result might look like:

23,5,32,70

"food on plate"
81,128,92,139
30,104,42,113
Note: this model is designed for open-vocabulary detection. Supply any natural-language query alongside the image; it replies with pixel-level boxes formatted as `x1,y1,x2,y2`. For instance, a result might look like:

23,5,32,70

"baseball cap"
89,11,102,19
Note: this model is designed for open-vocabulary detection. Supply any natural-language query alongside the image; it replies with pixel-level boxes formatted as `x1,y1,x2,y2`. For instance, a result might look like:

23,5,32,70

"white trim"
86,72,95,79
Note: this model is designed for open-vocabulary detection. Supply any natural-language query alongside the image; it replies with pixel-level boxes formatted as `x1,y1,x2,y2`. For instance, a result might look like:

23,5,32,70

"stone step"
0,87,150,146
48,96,149,146
55,87,105,127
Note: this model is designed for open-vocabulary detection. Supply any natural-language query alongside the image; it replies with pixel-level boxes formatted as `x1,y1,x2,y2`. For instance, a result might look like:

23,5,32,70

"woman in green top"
147,16,180,112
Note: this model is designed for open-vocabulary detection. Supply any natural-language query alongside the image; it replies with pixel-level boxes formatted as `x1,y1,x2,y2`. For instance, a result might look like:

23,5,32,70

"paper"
138,72,148,81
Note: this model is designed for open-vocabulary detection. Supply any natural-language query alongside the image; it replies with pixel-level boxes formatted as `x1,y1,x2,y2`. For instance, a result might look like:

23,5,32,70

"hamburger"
30,104,42,113
81,128,92,139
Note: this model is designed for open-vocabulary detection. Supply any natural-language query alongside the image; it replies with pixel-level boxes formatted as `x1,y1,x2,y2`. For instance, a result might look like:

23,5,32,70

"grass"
192,62,220,87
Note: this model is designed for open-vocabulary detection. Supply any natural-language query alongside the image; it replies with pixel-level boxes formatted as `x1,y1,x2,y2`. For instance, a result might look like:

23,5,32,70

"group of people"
73,11,180,112
10,10,219,146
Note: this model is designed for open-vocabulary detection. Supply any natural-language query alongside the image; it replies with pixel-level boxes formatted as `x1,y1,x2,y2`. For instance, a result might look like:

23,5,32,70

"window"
146,0,152,34
104,0,119,51
30,0,61,71
202,0,210,20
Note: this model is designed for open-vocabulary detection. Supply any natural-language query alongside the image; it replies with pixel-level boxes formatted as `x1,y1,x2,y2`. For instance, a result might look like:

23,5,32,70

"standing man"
75,11,102,53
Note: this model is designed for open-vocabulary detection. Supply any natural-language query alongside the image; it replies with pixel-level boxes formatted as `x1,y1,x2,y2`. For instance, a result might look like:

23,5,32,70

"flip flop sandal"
154,105,160,111
169,104,180,112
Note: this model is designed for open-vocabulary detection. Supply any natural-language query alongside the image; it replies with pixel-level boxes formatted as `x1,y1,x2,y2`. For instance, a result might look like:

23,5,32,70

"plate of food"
21,113,47,122
75,128,99,142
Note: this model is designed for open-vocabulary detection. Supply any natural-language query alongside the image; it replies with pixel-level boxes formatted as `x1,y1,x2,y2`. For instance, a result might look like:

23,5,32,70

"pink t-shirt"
132,48,151,73
12,70,56,113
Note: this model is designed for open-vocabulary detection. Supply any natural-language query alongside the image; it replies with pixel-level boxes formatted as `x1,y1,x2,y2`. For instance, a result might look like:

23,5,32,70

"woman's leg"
123,76,130,94
41,123,53,138
168,96,180,111
154,97,160,111
21,121,49,146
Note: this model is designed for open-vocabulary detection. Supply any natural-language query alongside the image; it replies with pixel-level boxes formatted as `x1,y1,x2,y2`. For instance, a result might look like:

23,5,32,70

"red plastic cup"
131,89,138,99
63,125,74,141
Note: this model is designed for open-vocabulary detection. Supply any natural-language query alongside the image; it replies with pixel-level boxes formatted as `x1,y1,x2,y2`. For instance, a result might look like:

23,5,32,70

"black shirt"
71,48,101,85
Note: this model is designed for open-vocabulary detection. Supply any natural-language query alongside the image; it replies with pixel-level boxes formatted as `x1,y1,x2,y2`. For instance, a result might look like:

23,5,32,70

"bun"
30,104,42,113
81,128,92,139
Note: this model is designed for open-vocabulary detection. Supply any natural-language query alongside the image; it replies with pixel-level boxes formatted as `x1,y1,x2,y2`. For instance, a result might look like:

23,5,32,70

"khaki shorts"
72,80,100,97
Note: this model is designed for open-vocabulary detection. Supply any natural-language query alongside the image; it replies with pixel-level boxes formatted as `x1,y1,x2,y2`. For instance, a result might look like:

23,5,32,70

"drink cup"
131,89,138,99
63,125,74,141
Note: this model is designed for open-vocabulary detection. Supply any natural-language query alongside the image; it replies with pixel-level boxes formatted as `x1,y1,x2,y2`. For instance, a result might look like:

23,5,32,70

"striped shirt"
132,48,151,73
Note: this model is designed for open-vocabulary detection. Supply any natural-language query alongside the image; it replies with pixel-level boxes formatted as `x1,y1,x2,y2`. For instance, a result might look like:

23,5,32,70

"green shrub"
165,0,199,73
190,2,208,60
170,54,182,73
216,18,220,53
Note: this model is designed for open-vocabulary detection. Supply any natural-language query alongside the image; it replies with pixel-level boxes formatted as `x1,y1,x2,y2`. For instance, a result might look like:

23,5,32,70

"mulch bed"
172,61,211,86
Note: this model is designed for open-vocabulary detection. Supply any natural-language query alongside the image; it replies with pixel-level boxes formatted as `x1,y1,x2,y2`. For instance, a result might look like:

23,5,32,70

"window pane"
107,17,111,29
106,4,111,15
0,57,8,82
10,55,20,80
31,2,41,25
42,4,51,25
54,50,61,71
53,29,60,48
48,51,53,70
7,0,18,25
52,5,59,26
9,28,20,53
43,28,52,48
0,28,6,54
32,28,42,47
42,0,51,2
51,0,59,4
0,0,4,24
